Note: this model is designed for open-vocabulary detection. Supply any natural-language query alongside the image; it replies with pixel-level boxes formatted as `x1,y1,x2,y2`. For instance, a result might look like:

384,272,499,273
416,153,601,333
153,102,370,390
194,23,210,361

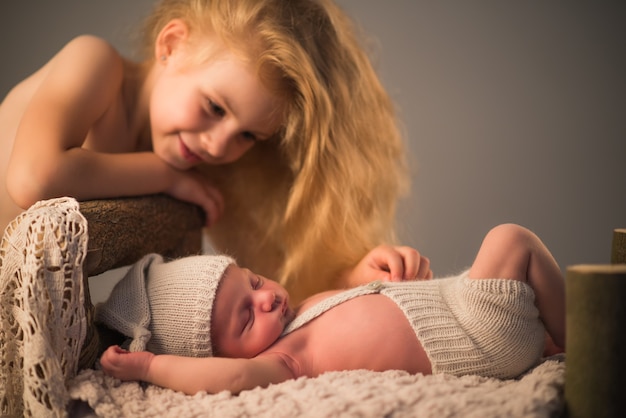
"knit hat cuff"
144,254,234,357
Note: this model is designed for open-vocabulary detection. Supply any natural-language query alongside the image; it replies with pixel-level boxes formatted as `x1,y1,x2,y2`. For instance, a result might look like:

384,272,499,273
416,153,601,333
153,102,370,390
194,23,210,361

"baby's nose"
258,290,278,312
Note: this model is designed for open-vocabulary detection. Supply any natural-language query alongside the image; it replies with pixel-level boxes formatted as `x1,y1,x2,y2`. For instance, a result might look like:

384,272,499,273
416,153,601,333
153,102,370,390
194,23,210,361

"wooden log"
564,264,626,418
611,228,626,264
80,194,205,277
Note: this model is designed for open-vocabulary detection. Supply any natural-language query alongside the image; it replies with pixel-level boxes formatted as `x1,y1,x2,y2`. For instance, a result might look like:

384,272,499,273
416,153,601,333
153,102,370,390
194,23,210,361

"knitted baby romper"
283,274,545,379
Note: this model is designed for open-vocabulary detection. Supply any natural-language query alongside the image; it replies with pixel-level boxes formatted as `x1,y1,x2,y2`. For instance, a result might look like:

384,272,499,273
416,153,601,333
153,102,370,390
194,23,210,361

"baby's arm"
100,345,293,395
341,245,432,287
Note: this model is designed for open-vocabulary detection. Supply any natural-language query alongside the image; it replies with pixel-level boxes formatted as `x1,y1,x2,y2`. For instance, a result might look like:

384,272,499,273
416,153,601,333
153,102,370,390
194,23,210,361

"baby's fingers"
365,245,404,281
415,255,433,280
100,345,124,373
383,252,406,282
395,246,432,280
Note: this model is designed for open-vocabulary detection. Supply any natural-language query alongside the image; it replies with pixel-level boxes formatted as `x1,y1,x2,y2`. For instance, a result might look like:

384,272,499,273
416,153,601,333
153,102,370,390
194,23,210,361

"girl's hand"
345,245,433,287
165,168,224,227
100,345,154,382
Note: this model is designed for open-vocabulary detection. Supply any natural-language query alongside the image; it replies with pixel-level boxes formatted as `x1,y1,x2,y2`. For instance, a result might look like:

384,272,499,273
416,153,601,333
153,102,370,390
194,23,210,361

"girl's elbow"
6,163,55,208
7,180,44,209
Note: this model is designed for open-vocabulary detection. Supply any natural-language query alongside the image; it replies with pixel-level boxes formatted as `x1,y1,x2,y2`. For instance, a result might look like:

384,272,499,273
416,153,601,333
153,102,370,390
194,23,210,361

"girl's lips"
178,136,202,164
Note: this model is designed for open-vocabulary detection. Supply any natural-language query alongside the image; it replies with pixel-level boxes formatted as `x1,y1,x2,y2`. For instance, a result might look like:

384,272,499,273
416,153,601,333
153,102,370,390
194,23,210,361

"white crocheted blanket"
1,198,88,418
69,355,565,418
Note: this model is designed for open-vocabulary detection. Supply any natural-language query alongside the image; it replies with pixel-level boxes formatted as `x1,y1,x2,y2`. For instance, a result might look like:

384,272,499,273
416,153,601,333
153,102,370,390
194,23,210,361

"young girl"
0,0,408,304
98,223,566,395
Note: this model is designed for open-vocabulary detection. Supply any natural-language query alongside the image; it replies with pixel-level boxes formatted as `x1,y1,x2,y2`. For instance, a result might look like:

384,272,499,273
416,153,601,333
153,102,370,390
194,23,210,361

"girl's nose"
200,127,231,158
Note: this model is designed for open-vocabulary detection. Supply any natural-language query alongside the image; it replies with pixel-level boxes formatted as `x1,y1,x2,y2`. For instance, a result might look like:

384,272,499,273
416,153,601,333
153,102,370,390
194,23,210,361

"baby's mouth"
282,303,296,324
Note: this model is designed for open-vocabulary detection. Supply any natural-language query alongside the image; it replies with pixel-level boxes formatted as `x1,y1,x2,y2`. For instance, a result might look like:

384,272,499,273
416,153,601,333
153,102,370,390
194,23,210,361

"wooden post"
611,228,626,264
564,264,626,418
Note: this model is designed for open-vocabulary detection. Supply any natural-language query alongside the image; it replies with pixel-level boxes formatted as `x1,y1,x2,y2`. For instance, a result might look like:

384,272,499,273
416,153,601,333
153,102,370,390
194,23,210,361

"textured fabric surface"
69,355,565,418
1,197,88,418
411,275,544,378
95,253,234,357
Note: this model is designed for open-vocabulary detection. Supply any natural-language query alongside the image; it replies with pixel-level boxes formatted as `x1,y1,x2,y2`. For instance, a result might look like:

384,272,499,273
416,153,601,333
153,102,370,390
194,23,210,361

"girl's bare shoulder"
3,35,124,104
49,35,126,88
59,35,123,64
26,35,128,124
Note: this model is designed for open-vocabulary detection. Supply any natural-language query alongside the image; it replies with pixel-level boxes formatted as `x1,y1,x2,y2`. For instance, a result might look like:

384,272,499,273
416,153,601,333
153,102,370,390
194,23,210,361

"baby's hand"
346,245,432,286
100,345,155,382
165,168,224,227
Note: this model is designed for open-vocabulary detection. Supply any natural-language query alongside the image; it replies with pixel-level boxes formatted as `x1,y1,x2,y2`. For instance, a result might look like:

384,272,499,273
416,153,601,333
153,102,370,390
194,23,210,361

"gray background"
2,2,624,294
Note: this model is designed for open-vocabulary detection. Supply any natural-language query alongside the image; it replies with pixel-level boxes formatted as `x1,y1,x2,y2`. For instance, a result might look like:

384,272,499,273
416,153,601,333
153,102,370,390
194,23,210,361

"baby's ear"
155,18,190,61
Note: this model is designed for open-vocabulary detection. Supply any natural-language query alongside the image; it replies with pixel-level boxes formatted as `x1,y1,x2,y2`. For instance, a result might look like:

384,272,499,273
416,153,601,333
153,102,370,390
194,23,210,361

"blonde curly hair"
141,0,408,303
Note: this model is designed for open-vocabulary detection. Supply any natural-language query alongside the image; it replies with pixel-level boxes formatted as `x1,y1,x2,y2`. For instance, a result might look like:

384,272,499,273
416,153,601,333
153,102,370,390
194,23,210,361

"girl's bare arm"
8,35,128,206
6,36,222,224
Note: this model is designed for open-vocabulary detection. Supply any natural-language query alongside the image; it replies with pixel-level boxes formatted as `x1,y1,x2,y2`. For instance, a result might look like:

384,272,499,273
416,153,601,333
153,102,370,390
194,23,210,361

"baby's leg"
469,223,565,349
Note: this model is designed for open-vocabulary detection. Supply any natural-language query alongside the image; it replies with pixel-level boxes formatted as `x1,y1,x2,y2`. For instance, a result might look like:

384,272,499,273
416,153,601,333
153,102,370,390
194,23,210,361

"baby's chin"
284,306,296,326
255,324,291,356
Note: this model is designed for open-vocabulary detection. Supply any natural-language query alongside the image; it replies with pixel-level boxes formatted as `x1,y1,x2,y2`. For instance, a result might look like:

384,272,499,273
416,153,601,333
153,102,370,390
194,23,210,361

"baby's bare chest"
275,295,431,377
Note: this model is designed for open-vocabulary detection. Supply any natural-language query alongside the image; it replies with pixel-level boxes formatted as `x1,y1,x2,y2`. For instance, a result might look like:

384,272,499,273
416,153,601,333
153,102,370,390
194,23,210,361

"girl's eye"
241,131,258,142
208,100,225,117
252,275,263,290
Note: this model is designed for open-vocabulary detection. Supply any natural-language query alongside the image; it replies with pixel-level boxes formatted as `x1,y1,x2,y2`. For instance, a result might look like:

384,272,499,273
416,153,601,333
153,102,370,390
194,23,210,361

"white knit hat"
95,253,235,357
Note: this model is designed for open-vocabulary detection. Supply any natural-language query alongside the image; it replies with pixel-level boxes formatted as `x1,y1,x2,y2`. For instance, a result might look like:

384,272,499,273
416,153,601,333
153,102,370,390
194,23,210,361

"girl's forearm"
7,149,175,207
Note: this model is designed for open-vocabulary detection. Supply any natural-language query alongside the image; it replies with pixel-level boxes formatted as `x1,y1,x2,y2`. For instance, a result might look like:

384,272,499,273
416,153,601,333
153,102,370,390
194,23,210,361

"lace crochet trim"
1,197,88,418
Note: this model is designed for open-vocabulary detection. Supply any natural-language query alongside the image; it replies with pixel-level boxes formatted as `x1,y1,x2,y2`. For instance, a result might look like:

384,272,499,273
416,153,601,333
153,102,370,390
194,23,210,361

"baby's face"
211,265,295,358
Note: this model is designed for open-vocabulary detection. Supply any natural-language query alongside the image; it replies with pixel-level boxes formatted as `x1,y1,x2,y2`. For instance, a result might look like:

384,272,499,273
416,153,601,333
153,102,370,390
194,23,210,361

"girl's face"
150,45,283,169
211,265,295,358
